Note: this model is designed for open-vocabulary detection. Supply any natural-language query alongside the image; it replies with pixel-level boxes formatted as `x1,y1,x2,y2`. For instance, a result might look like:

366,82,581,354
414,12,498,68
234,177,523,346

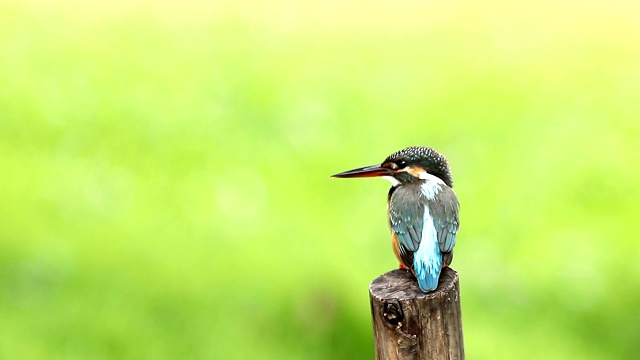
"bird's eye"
396,160,407,169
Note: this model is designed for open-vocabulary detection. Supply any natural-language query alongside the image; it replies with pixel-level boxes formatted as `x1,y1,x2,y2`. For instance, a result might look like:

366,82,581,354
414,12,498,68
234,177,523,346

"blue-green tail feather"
413,246,443,292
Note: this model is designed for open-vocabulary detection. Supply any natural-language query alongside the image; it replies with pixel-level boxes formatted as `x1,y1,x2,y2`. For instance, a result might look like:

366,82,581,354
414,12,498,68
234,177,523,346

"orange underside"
390,232,408,269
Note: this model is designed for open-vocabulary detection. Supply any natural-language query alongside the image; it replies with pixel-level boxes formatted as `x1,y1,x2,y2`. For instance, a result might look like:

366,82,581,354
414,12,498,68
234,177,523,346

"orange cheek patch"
381,162,396,170
406,166,427,178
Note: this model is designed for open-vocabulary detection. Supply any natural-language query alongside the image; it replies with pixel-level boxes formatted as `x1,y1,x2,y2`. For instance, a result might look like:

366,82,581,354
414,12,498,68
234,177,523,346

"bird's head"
331,146,454,187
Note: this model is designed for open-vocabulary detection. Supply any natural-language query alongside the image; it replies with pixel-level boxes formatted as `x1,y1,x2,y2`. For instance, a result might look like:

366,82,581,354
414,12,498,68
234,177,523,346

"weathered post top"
369,267,464,360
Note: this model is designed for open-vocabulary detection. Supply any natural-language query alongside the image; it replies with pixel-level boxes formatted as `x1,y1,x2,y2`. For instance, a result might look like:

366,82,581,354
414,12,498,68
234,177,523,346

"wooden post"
369,267,464,360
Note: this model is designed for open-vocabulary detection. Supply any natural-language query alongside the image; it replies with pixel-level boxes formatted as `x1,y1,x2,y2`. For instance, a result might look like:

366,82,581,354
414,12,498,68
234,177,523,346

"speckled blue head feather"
383,146,454,188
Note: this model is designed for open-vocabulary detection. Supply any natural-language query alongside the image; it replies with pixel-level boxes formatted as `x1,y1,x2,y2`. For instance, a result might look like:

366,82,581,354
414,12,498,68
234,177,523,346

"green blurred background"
1,0,639,359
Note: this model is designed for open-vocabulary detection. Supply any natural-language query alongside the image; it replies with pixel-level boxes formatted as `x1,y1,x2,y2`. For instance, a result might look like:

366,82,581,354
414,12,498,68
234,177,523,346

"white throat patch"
381,176,401,187
419,173,444,200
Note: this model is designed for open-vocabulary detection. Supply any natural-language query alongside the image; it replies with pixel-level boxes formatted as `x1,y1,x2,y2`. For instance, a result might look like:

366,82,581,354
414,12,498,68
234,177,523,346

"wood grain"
369,267,464,360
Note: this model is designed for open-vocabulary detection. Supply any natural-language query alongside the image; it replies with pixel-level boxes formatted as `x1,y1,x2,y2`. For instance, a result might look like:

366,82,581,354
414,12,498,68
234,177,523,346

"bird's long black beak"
331,164,392,178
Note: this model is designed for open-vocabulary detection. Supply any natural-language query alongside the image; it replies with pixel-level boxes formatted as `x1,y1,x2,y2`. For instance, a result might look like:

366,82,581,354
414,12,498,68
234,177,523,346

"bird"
332,146,460,292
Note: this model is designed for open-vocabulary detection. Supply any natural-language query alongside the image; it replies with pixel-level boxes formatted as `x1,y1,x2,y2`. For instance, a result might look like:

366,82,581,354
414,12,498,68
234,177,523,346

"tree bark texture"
369,267,464,360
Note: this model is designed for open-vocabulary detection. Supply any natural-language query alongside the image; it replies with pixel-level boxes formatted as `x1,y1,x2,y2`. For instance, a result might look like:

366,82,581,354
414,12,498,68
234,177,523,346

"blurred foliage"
1,0,639,359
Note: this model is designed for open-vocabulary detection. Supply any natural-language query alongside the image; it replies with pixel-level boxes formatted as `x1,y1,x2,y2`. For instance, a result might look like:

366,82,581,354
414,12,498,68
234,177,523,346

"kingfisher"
332,146,460,292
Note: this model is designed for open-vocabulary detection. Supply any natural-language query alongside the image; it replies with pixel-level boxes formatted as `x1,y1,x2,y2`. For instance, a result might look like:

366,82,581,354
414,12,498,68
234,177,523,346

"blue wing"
388,185,423,265
429,186,460,260
389,183,459,291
